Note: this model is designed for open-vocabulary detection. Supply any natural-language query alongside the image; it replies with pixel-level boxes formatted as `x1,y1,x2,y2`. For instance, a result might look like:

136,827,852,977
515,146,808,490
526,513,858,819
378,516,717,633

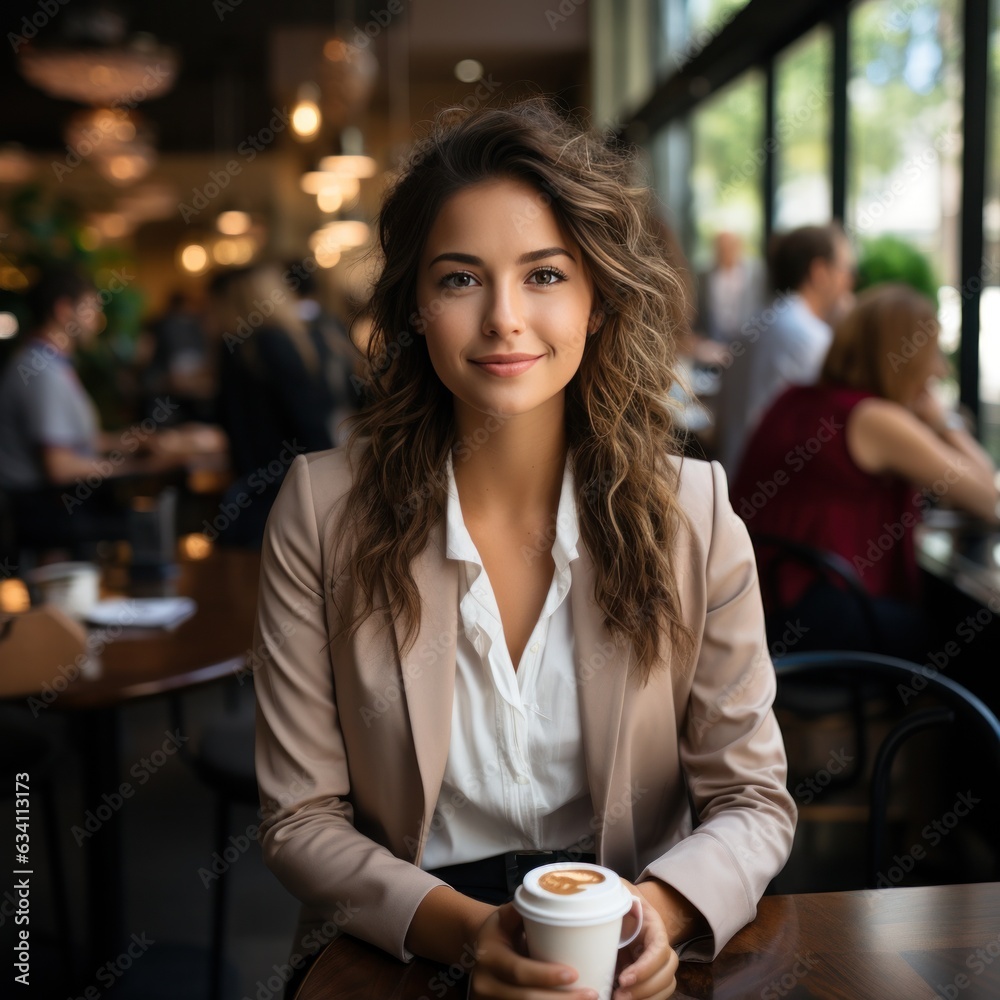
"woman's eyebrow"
427,247,576,268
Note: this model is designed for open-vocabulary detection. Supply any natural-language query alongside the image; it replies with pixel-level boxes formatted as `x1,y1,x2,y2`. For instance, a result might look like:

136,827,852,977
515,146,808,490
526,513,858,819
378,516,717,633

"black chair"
751,532,885,653
172,691,258,1000
772,650,1000,890
752,533,886,790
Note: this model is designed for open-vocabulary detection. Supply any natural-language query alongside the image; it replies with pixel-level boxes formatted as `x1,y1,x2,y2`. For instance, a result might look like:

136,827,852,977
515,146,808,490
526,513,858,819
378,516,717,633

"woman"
208,264,334,546
731,283,999,658
253,99,796,1000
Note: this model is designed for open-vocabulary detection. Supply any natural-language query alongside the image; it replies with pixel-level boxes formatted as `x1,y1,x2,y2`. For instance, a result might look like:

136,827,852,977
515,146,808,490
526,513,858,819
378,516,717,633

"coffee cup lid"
513,862,632,926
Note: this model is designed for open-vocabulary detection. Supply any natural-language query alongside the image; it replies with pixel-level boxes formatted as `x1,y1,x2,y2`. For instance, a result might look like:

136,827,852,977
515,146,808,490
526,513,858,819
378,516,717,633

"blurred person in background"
285,265,362,445
137,289,216,424
714,223,855,474
696,231,764,345
731,283,999,659
207,263,334,546
0,263,202,558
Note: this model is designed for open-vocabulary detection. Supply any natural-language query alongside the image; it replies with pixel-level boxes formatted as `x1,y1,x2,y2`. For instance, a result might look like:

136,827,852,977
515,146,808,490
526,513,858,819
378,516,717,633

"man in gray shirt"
714,224,855,476
0,265,177,556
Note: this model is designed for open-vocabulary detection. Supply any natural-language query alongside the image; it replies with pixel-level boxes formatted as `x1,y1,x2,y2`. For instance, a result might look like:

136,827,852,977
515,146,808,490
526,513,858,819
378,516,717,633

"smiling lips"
471,353,543,377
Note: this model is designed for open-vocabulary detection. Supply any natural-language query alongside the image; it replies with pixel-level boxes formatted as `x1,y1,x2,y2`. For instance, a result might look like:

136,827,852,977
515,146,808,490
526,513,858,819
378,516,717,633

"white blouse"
420,450,594,870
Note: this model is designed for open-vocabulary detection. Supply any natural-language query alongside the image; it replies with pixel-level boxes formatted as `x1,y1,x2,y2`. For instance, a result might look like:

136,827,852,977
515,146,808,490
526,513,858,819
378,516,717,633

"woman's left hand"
612,891,678,1000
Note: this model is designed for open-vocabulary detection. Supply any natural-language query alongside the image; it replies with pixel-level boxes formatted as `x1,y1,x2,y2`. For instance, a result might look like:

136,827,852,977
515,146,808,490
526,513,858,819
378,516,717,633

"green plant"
855,234,939,304
0,185,146,427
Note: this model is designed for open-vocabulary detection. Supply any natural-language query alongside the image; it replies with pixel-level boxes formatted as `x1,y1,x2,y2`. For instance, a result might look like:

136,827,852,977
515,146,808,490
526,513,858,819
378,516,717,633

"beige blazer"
254,448,796,964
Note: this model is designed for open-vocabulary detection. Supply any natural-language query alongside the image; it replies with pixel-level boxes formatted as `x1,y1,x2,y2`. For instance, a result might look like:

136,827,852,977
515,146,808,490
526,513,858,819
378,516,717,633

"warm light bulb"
455,59,483,83
212,239,238,265
292,101,321,140
318,154,377,178
0,312,18,339
317,188,343,213
179,244,209,274
216,210,251,235
315,244,341,268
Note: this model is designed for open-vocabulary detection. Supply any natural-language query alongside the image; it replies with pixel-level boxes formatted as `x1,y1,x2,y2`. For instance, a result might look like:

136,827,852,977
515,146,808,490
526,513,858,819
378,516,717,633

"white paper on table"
83,597,197,631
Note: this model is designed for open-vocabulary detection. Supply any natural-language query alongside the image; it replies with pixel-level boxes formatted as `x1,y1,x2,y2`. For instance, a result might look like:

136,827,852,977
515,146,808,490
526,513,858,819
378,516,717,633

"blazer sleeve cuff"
397,877,450,962
637,831,755,962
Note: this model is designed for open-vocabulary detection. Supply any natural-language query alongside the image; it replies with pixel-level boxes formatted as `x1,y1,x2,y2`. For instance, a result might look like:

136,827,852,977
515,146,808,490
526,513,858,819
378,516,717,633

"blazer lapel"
571,546,632,860
391,518,459,858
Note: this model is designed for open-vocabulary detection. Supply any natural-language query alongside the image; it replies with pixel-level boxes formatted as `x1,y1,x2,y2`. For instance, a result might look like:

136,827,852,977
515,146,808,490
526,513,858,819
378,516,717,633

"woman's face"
414,176,596,428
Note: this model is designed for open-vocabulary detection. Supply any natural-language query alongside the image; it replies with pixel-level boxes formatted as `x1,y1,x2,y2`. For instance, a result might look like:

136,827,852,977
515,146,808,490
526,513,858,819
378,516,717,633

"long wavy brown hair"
331,98,695,684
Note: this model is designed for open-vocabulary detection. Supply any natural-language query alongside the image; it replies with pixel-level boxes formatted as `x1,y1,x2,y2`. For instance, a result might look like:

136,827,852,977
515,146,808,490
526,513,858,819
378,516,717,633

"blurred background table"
293,882,1000,1000
5,541,260,976
916,509,1000,609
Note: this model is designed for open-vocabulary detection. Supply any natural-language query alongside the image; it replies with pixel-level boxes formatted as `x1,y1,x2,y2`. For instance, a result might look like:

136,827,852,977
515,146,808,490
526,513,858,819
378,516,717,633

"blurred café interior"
1,0,1000,997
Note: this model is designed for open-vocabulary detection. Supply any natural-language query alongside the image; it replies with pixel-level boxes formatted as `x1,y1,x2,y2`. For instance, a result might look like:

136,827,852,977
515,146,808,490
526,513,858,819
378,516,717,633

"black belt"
428,849,597,905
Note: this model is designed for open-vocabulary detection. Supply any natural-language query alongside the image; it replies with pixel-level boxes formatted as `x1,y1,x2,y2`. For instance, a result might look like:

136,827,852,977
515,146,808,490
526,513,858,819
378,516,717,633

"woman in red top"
731,283,999,657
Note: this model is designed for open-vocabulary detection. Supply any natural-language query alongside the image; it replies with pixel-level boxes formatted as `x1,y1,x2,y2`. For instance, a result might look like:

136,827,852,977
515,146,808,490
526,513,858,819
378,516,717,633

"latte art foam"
537,869,606,895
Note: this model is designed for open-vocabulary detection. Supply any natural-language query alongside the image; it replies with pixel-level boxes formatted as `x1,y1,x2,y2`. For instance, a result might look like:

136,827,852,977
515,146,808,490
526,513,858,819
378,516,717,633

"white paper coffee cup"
513,862,642,1000
28,562,100,620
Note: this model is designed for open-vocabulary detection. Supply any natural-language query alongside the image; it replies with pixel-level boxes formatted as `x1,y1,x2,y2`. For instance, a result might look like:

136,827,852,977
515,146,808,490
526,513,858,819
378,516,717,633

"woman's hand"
612,893,678,1000
910,383,950,432
469,902,600,999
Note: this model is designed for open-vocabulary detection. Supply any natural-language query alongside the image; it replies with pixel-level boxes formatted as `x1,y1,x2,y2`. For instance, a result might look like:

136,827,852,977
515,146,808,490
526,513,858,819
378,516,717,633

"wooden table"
294,882,1000,1000
56,543,260,708
30,544,260,972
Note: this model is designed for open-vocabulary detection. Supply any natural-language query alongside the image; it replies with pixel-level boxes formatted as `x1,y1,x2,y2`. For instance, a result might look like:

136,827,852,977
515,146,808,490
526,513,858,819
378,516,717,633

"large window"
982,0,1000,459
689,70,765,269
847,0,963,286
655,0,751,77
630,0,994,447
773,26,833,230
688,0,750,35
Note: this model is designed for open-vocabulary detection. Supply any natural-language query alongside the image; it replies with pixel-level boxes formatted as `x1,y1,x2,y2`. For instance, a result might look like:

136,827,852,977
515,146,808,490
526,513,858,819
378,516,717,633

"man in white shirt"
697,231,765,344
714,224,855,475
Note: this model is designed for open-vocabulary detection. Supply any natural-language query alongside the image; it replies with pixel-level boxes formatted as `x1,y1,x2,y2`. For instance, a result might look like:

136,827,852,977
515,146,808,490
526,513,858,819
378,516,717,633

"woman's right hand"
469,903,599,1000
910,383,950,431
